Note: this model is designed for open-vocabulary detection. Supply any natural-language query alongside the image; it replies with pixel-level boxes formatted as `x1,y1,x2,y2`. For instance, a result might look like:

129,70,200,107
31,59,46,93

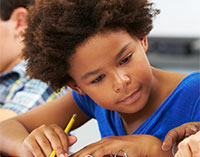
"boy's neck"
1,57,22,73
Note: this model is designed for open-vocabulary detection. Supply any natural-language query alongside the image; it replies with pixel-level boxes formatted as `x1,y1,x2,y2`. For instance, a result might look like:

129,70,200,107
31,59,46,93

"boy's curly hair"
23,0,160,91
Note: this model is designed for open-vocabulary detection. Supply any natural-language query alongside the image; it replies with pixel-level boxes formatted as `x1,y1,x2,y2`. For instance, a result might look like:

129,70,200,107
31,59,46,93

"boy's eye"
119,53,133,65
91,74,105,84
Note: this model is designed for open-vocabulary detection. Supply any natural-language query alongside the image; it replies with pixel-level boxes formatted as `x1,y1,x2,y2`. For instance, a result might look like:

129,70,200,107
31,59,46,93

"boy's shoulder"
176,72,200,94
180,72,200,86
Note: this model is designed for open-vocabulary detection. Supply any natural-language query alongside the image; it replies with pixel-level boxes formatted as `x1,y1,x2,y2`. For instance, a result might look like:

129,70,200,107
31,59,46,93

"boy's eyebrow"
115,42,131,59
81,69,101,80
81,42,131,80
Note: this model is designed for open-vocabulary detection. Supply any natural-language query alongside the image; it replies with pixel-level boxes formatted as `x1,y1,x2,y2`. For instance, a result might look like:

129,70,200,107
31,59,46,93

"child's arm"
0,90,90,156
0,109,18,122
70,134,173,157
162,122,200,154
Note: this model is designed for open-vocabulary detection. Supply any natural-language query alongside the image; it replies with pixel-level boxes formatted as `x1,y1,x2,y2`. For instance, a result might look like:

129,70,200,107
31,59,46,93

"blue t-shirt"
72,72,200,141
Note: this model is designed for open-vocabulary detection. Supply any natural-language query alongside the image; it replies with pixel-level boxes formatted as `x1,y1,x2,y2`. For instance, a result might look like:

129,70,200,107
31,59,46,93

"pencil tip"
72,114,77,120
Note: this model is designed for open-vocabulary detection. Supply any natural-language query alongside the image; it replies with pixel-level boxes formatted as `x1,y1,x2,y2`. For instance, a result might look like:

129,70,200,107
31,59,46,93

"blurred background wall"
69,0,200,154
148,0,200,73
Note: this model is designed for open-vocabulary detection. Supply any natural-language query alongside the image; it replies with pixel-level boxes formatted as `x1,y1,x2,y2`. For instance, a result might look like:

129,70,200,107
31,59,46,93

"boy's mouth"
119,88,141,104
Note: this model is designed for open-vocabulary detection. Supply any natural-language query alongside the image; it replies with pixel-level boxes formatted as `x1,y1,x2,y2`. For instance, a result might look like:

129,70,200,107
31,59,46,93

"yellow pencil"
50,114,77,157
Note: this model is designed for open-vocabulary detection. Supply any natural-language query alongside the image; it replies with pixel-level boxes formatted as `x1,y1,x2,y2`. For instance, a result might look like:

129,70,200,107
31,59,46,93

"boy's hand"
20,124,77,157
162,122,200,153
71,135,172,157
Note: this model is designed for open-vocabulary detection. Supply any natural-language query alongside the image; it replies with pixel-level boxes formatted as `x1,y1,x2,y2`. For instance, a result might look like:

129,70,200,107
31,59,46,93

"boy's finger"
185,125,198,137
44,127,65,156
35,133,52,156
53,126,69,154
68,136,77,146
162,129,179,151
24,139,45,157
162,126,187,151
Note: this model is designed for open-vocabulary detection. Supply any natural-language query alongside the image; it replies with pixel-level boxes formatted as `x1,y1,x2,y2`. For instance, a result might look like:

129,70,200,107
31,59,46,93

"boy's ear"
67,81,85,95
10,7,27,38
140,36,148,53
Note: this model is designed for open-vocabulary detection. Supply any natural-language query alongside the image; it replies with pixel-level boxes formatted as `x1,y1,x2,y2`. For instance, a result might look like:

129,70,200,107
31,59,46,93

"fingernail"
191,126,197,132
65,153,68,157
162,142,168,151
60,154,65,157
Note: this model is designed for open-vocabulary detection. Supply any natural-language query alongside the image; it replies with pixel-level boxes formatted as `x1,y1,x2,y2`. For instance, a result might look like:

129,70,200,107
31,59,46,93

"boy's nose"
112,71,131,93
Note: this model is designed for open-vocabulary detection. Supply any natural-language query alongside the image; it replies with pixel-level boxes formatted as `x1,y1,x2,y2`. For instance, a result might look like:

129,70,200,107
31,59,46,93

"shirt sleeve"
188,73,200,121
1,77,66,114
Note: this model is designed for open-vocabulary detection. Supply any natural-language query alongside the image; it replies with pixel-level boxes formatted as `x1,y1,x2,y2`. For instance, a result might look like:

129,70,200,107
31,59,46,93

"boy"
0,0,67,121
0,0,199,156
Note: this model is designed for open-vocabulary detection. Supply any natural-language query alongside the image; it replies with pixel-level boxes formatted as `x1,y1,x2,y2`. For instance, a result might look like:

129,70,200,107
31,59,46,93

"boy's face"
68,30,153,114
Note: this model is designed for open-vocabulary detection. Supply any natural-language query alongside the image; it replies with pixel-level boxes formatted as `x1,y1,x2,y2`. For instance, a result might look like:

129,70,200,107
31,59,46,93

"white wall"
150,0,200,38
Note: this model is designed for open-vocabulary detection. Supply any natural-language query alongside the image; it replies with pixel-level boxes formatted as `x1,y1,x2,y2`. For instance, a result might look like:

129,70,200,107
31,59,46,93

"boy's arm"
0,109,17,122
71,134,173,157
0,119,30,156
0,90,90,156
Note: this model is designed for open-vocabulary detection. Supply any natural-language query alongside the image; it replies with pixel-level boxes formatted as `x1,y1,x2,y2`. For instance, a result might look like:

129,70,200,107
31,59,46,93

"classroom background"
69,0,200,154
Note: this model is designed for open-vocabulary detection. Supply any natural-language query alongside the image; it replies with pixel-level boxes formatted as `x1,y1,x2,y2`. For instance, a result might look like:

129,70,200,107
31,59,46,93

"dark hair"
23,0,160,91
0,0,34,20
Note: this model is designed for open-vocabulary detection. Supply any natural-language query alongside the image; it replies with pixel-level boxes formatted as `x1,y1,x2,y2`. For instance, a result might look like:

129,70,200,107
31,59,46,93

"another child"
0,0,199,156
0,0,68,121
